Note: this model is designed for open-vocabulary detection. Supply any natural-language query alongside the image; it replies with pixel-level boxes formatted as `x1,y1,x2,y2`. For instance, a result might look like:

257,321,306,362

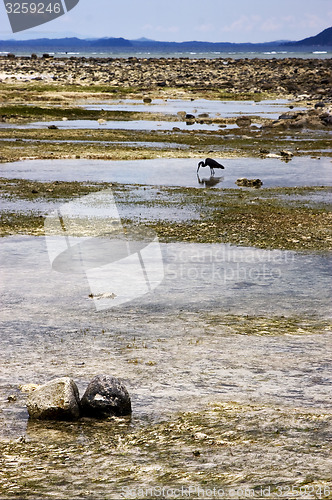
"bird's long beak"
197,165,201,173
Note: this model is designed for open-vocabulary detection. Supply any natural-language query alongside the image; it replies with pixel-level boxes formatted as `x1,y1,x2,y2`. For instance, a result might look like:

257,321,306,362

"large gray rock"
81,375,131,418
27,377,80,421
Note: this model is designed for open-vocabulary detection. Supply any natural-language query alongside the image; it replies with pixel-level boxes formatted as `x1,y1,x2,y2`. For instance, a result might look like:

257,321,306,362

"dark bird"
197,158,225,176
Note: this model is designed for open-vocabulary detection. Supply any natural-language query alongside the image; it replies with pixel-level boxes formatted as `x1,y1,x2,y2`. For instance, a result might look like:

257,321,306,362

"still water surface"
1,235,331,438
82,98,305,119
1,157,331,188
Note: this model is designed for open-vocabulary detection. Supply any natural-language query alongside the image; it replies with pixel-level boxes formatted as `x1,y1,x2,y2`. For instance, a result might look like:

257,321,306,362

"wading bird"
197,158,225,176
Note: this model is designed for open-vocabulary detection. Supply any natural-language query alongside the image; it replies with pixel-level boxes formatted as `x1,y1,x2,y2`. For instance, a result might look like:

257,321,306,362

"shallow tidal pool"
1,156,331,189
1,236,331,440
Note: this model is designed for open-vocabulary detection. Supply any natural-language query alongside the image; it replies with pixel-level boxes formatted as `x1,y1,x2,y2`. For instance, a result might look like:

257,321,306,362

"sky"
0,0,331,42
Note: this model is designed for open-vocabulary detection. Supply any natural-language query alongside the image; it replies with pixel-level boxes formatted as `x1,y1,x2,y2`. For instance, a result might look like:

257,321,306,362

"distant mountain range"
0,27,331,53
283,26,332,46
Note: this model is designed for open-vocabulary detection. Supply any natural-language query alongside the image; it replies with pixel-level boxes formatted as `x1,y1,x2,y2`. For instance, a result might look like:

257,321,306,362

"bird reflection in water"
197,174,224,188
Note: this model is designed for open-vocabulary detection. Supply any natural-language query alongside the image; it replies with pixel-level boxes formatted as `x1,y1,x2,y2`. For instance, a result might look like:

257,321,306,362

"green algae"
0,81,271,102
0,104,180,123
1,179,331,251
0,125,331,165
0,402,331,499
201,313,332,336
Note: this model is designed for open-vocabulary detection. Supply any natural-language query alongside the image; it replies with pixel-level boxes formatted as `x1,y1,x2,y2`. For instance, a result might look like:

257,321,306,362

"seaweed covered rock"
81,375,131,418
236,178,263,188
320,112,332,126
236,116,252,128
265,108,332,131
27,377,80,421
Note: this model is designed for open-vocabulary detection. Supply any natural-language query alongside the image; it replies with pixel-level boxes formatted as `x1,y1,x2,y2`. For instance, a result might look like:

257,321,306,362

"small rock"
48,125,58,130
280,150,294,157
266,153,282,159
27,377,80,421
289,118,306,129
235,116,252,128
7,395,17,402
278,113,299,120
20,383,39,393
143,97,152,103
236,178,263,188
81,375,131,418
194,432,208,440
320,113,332,126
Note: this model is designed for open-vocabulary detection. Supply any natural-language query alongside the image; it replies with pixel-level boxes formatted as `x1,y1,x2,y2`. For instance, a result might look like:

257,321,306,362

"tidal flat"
0,56,331,499
1,177,331,251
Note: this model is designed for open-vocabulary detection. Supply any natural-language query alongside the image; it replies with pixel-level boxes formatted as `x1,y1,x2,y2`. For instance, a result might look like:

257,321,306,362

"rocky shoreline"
0,55,331,99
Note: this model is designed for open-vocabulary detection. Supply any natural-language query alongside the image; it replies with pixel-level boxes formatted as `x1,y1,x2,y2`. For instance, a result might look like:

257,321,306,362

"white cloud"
301,13,328,29
260,18,282,33
196,23,216,33
141,24,179,34
220,12,331,42
222,15,262,34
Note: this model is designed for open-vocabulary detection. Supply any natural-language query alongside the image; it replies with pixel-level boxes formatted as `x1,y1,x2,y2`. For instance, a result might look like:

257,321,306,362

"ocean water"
0,48,331,59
